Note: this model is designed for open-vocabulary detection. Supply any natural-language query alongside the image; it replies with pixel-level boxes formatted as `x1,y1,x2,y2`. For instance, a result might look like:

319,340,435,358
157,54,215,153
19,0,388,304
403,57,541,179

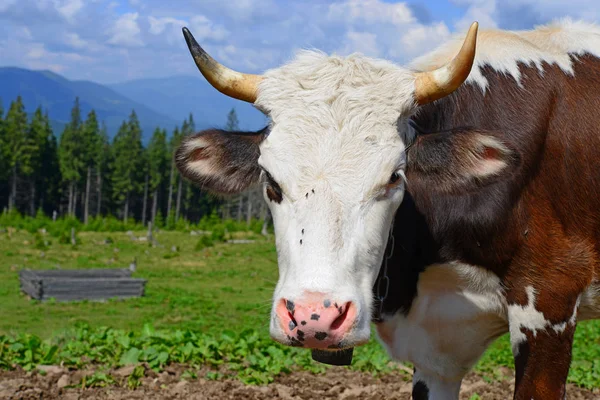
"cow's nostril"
330,302,351,330
288,311,297,326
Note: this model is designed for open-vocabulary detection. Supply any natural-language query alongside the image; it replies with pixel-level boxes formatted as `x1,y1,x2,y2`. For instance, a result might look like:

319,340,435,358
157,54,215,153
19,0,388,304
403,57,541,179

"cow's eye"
263,170,283,203
389,172,401,184
387,169,406,190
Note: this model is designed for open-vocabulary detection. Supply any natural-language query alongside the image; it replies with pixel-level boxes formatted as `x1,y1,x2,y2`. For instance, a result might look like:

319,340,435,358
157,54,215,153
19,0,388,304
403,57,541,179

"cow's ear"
406,128,521,194
175,127,268,195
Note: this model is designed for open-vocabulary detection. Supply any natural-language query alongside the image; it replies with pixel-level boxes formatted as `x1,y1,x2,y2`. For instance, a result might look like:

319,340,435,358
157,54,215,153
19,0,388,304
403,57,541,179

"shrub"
195,235,214,251
210,224,227,242
33,232,51,250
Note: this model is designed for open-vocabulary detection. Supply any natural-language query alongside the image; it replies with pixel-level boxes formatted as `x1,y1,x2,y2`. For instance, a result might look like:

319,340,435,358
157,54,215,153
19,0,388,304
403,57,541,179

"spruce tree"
59,97,85,217
95,122,111,216
21,107,46,215
0,100,6,209
40,112,61,215
4,96,28,211
112,111,143,223
226,108,239,131
147,127,168,226
82,110,100,224
166,126,181,221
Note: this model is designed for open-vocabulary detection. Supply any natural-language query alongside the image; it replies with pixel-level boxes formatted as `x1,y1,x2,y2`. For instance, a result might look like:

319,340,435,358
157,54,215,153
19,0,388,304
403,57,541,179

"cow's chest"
375,262,509,381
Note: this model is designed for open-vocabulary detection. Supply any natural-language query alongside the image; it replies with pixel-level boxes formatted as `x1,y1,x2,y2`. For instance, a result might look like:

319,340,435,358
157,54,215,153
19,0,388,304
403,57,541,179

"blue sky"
1,0,599,84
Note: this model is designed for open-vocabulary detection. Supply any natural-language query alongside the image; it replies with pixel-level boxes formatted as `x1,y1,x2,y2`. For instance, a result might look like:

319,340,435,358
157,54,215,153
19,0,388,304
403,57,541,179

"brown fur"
406,55,600,399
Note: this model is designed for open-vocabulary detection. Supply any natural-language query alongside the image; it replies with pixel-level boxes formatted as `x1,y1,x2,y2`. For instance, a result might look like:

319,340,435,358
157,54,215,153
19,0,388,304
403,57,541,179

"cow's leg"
506,284,581,400
412,368,462,400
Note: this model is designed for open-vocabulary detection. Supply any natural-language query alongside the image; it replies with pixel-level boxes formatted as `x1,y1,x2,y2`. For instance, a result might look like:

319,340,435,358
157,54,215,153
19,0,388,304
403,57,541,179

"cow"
174,18,600,400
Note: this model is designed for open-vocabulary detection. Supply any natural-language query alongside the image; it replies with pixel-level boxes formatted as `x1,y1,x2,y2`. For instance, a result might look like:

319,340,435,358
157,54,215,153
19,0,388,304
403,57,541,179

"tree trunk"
261,209,271,236
73,185,78,218
151,189,158,225
84,166,91,224
67,181,74,216
147,221,153,243
167,163,175,218
175,178,182,222
237,196,243,222
123,192,130,223
8,165,17,211
30,180,36,216
96,169,102,216
142,173,149,226
246,194,253,227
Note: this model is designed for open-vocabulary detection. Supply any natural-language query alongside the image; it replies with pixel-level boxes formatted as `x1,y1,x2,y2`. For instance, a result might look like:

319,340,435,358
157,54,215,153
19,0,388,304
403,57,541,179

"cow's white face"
177,23,480,351
253,51,418,348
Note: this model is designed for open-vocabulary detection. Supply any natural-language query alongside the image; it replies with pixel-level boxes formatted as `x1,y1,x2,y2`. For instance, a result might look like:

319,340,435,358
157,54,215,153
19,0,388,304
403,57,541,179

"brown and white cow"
175,18,600,399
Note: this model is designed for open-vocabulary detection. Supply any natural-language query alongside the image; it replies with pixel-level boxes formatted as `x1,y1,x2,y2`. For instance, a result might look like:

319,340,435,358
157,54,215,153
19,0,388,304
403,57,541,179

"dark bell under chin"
311,348,354,366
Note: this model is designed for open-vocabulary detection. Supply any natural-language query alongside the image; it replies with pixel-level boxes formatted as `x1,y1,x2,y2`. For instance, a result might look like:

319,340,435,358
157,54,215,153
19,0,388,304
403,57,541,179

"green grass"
0,228,276,338
0,228,599,388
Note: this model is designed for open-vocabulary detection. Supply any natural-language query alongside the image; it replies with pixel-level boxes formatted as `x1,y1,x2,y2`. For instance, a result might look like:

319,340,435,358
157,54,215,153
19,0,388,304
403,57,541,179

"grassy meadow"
0,224,599,388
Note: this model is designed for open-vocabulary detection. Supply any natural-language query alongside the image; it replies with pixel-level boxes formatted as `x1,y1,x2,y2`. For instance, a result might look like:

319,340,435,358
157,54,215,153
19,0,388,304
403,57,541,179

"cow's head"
176,23,514,350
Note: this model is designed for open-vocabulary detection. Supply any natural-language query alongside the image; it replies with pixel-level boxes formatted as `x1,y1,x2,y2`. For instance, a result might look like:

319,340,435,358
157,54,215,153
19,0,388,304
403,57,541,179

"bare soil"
1,364,598,400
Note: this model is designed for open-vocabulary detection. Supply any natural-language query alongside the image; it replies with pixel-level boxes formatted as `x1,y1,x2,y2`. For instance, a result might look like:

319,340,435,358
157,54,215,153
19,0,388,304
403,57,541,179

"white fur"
410,18,600,92
508,286,582,355
255,51,415,346
376,264,600,398
376,262,508,383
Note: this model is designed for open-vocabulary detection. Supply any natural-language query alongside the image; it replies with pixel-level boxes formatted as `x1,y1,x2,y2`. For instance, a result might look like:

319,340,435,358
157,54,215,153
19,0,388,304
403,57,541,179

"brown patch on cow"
398,55,600,399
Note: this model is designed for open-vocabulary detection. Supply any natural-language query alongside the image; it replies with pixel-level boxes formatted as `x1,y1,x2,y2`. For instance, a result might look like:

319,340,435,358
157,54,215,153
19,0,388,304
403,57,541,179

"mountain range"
0,67,268,142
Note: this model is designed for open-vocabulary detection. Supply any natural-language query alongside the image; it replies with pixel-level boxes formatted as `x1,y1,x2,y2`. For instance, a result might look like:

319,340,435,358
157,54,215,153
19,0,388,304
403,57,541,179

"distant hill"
108,75,269,132
0,67,178,141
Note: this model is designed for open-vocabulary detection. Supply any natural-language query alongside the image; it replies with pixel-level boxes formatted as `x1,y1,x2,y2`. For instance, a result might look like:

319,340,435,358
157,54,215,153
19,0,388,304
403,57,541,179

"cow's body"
177,18,600,399
373,20,600,399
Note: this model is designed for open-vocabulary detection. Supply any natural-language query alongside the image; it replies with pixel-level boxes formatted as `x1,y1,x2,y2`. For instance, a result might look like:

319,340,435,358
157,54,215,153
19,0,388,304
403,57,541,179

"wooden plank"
30,269,131,279
44,289,145,298
43,293,145,302
42,279,146,290
19,268,146,302
44,285,146,295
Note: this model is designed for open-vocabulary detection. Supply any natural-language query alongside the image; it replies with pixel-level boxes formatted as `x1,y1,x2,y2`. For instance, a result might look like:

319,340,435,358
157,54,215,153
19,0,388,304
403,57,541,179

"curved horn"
182,27,263,103
414,22,479,105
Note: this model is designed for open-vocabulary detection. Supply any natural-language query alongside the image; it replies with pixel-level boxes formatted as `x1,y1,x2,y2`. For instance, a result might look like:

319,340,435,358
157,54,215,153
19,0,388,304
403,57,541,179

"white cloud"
397,21,451,57
27,43,47,60
189,15,229,42
148,16,186,35
3,0,600,84
328,0,415,26
108,12,144,47
338,31,381,58
63,32,87,49
55,0,84,22
0,0,17,12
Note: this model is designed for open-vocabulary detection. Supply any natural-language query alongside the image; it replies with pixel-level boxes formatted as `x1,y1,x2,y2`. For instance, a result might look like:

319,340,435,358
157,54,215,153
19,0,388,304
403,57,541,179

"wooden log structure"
18,268,147,302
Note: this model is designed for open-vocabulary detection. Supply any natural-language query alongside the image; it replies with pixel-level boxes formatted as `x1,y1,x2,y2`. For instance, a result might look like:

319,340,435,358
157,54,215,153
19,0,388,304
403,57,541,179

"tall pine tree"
166,126,182,224
40,112,61,215
95,122,111,217
147,127,168,226
21,107,46,215
0,100,6,210
226,108,239,131
112,111,143,223
59,97,85,217
82,110,100,224
4,96,28,212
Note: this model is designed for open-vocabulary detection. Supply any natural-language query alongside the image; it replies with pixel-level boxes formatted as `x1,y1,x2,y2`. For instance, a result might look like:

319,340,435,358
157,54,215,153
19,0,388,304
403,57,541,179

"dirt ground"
1,364,598,400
